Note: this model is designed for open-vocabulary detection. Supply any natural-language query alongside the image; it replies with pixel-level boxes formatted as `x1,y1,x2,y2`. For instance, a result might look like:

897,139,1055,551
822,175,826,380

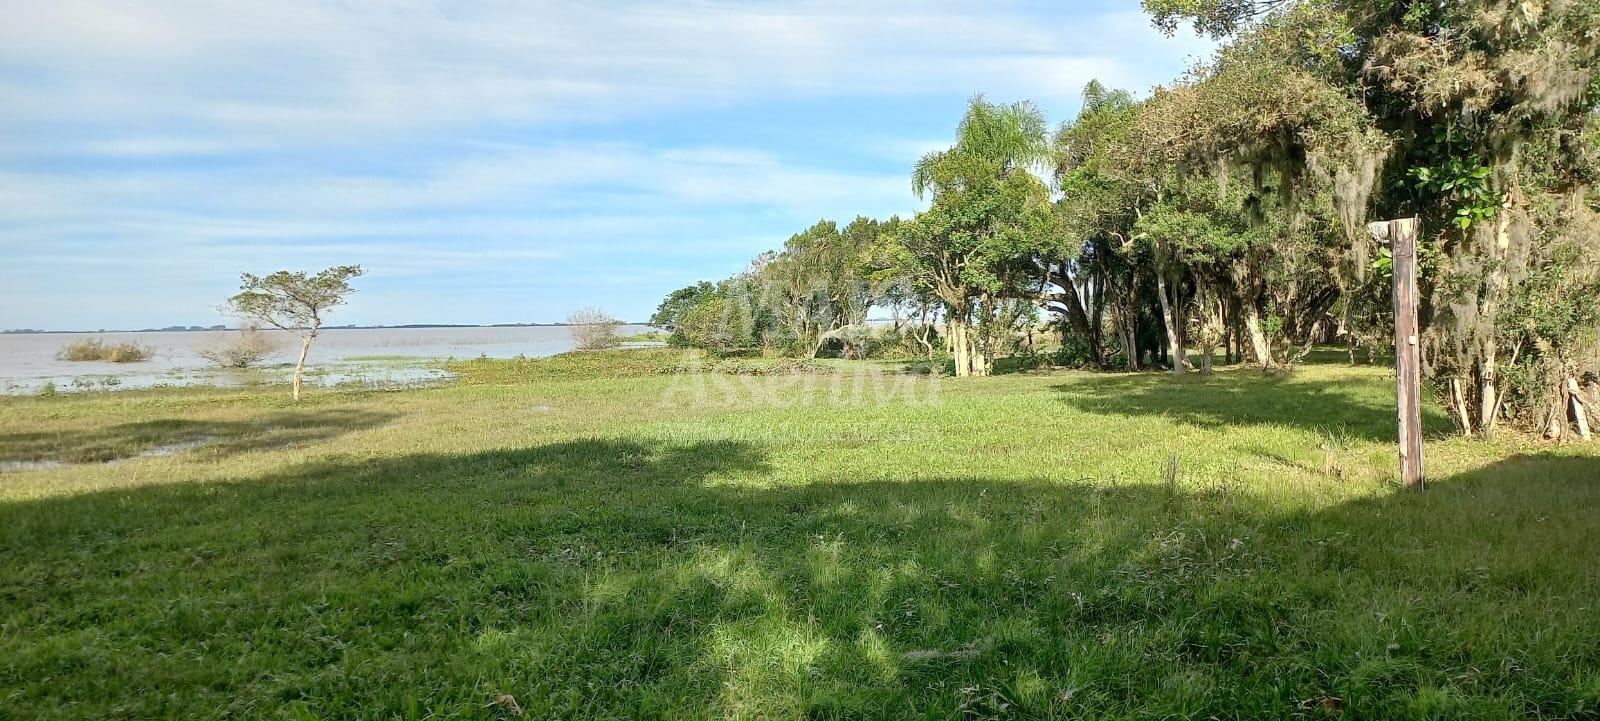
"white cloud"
0,0,1215,328
0,142,914,237
0,0,1209,151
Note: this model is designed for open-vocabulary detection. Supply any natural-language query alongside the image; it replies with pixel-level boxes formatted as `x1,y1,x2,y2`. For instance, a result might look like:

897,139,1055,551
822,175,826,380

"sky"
0,0,1211,330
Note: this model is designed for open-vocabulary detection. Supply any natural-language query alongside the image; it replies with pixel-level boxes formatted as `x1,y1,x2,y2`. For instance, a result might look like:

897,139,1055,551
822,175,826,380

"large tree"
650,281,716,334
1048,81,1147,369
1141,0,1600,436
880,96,1055,377
761,218,876,357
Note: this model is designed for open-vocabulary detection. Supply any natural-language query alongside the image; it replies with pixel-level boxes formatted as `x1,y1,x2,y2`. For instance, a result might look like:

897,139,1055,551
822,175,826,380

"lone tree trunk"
1156,272,1186,376
292,333,314,402
1241,304,1272,371
1569,377,1592,441
1194,279,1223,375
950,316,970,377
914,306,935,356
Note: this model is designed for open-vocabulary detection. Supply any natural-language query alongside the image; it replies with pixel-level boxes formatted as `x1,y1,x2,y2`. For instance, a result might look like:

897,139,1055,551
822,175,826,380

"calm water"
0,325,658,395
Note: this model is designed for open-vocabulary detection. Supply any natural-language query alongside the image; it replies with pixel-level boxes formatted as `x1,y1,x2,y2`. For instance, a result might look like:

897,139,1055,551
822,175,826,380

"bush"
863,324,942,359
57,338,153,363
1047,338,1095,369
673,295,756,352
198,326,279,369
568,307,622,350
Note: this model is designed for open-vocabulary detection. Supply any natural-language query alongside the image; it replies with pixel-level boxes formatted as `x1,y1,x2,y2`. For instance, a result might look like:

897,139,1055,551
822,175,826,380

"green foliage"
1404,127,1499,230
225,265,364,334
650,281,717,332
1132,0,1600,434
650,275,768,352
761,218,876,355
641,2,1597,416
1135,188,1253,269
912,95,1049,199
223,265,363,400
1047,337,1096,368
886,97,1057,376
1143,0,1288,38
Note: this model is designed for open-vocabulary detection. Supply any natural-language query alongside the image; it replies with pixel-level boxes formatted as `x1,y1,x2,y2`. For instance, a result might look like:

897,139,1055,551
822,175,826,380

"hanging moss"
1136,0,1600,437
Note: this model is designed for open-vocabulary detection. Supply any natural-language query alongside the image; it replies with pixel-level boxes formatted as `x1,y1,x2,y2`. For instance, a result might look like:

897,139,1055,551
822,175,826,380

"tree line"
652,0,1599,440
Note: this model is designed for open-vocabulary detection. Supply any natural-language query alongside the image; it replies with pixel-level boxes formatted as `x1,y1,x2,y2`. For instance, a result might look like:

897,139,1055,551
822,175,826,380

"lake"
0,325,659,394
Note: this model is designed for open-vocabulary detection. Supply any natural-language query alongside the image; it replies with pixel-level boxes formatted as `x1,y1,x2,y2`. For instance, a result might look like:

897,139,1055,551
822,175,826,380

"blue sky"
0,0,1210,330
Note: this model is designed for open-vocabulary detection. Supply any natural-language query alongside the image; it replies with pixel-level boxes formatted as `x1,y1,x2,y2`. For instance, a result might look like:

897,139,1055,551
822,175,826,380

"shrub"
673,295,754,352
862,324,942,359
198,326,279,369
568,307,623,350
57,338,153,363
1047,338,1095,369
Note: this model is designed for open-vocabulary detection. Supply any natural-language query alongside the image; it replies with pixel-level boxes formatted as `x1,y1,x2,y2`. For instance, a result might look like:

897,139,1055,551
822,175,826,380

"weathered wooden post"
1368,218,1425,490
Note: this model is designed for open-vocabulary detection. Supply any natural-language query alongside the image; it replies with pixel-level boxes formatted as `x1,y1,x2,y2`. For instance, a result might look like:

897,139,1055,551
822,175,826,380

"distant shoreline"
1,323,654,335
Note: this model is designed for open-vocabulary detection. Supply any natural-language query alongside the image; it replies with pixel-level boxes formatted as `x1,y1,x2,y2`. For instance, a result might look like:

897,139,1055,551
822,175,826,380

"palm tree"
912,95,1049,197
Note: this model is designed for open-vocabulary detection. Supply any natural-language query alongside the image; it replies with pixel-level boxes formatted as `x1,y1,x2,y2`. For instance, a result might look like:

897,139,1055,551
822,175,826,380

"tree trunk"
1544,389,1569,440
967,299,993,378
1089,265,1106,364
1156,272,1185,376
1477,365,1500,437
1449,377,1474,437
292,333,314,401
1051,265,1098,362
1241,305,1271,371
1570,377,1592,441
1476,207,1512,436
1195,279,1221,375
914,308,935,357
950,317,971,378
970,309,981,377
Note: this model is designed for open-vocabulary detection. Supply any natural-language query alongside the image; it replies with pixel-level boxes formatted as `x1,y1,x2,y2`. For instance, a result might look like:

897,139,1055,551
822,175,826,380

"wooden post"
1370,218,1425,490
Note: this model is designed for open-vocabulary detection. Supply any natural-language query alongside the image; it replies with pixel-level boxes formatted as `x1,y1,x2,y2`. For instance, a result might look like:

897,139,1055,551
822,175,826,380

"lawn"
1,350,1596,720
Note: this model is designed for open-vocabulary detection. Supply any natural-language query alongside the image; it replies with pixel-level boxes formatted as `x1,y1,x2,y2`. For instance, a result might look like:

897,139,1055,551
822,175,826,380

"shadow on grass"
1051,368,1455,443
0,408,397,464
0,439,1596,719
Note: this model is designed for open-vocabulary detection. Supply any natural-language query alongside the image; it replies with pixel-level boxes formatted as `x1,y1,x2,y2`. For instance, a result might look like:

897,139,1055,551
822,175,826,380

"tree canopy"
649,1,1599,436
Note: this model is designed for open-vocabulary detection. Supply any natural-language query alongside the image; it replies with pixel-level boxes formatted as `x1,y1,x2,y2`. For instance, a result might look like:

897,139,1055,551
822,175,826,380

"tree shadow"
1,440,1595,718
0,408,397,465
1050,367,1455,443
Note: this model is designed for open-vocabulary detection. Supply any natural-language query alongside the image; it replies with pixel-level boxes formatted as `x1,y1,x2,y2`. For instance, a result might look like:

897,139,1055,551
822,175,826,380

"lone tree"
224,265,364,400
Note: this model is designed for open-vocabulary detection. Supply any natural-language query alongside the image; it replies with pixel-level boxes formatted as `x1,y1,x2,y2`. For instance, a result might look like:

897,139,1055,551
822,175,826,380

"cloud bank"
0,0,1210,328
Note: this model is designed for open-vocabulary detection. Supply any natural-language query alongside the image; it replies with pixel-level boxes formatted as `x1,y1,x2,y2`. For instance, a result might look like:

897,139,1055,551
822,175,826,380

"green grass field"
1,350,1596,719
